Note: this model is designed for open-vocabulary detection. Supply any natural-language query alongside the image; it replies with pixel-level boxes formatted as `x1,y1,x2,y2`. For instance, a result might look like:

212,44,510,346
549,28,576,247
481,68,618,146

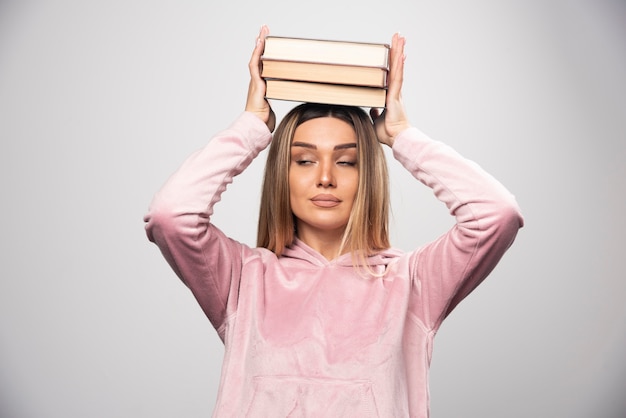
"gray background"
1,0,625,417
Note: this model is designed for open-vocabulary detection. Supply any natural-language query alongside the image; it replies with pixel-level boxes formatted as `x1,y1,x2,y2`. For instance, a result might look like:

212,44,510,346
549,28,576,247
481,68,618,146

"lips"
310,194,341,208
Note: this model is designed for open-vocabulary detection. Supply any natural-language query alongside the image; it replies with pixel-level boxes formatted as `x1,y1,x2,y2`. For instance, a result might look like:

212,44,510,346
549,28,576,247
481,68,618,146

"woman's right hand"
245,25,276,132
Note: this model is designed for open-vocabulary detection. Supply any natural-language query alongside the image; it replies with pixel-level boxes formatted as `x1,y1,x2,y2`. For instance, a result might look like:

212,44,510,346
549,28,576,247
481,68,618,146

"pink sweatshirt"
144,112,523,417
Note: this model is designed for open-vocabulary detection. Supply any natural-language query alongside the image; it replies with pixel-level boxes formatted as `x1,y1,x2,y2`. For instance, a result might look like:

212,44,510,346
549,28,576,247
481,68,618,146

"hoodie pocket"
245,375,379,417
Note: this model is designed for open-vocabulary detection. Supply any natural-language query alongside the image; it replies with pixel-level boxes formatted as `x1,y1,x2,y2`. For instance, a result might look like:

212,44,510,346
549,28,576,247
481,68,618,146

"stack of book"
261,36,390,108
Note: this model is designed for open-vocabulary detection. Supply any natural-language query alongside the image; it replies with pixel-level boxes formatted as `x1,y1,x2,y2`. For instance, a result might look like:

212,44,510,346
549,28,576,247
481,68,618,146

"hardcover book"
262,36,390,68
261,60,387,88
265,79,386,108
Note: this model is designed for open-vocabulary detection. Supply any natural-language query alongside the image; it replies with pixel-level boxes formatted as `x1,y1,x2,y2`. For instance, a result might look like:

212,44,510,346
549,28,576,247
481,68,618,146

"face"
289,117,359,239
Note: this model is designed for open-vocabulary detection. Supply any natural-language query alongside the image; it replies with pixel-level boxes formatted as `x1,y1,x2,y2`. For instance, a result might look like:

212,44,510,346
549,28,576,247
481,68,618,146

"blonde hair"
257,103,390,260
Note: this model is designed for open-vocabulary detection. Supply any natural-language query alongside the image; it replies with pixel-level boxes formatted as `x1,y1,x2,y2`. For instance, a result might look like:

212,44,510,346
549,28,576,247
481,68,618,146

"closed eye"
295,159,315,166
337,161,357,167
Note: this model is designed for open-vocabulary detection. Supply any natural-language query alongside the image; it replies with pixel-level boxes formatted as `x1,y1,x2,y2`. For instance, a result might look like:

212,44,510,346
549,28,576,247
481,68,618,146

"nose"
317,161,335,188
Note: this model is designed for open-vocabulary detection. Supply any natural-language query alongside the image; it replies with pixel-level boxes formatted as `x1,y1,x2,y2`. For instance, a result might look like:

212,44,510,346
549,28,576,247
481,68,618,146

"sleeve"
392,127,524,330
143,112,273,336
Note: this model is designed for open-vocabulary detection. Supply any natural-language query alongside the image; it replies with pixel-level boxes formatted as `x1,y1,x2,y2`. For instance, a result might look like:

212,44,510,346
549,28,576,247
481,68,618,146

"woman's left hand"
371,33,411,147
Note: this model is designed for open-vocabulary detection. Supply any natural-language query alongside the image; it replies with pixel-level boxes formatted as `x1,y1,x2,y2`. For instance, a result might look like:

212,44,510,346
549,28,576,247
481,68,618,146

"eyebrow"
291,141,357,150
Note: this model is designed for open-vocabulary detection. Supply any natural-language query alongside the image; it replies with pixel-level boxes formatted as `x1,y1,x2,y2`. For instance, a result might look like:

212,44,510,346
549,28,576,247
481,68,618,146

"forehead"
292,117,357,147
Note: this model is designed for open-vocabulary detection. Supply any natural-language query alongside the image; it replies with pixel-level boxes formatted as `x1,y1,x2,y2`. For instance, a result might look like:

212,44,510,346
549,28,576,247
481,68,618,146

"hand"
245,25,276,132
370,33,411,147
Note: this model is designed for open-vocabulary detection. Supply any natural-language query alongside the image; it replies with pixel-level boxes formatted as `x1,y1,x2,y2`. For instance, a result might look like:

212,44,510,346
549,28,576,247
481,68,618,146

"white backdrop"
1,0,625,417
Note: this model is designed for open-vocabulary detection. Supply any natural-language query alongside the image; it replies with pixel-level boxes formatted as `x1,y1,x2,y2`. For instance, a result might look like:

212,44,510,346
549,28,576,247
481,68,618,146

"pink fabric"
144,111,523,417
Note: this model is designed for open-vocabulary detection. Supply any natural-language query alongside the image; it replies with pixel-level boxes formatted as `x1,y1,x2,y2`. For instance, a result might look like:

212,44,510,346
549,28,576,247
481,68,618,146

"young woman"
144,26,523,417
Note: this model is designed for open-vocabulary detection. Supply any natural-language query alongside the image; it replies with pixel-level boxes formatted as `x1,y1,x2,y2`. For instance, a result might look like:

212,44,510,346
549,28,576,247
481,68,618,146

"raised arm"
395,126,523,329
375,34,524,329
143,26,274,336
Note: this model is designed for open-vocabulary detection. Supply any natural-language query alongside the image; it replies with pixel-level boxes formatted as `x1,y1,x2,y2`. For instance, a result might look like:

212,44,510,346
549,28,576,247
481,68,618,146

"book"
261,35,390,107
261,60,387,88
262,36,390,68
265,79,386,108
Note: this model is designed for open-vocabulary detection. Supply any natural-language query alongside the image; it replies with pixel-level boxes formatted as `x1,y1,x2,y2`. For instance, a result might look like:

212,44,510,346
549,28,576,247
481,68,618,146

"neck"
296,228,347,261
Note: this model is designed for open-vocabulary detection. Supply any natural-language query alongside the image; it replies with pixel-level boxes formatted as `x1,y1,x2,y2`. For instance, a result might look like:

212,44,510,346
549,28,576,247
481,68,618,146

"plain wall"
1,0,625,417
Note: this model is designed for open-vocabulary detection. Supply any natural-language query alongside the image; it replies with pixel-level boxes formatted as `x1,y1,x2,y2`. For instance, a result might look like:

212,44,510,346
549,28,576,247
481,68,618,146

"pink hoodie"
144,112,523,417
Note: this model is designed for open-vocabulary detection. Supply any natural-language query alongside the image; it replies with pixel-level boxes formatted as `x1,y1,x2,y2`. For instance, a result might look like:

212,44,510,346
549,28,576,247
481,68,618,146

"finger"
249,25,270,78
387,33,406,99
388,33,405,95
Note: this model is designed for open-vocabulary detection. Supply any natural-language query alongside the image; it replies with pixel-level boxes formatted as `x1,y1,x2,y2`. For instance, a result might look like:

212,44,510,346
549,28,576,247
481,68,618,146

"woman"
144,26,523,417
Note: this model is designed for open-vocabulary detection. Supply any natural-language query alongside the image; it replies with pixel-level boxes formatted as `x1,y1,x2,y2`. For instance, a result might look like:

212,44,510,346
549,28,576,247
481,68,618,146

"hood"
280,238,403,268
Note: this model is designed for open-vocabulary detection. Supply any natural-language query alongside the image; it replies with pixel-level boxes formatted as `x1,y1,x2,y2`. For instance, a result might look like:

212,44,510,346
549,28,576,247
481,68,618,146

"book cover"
262,36,390,68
